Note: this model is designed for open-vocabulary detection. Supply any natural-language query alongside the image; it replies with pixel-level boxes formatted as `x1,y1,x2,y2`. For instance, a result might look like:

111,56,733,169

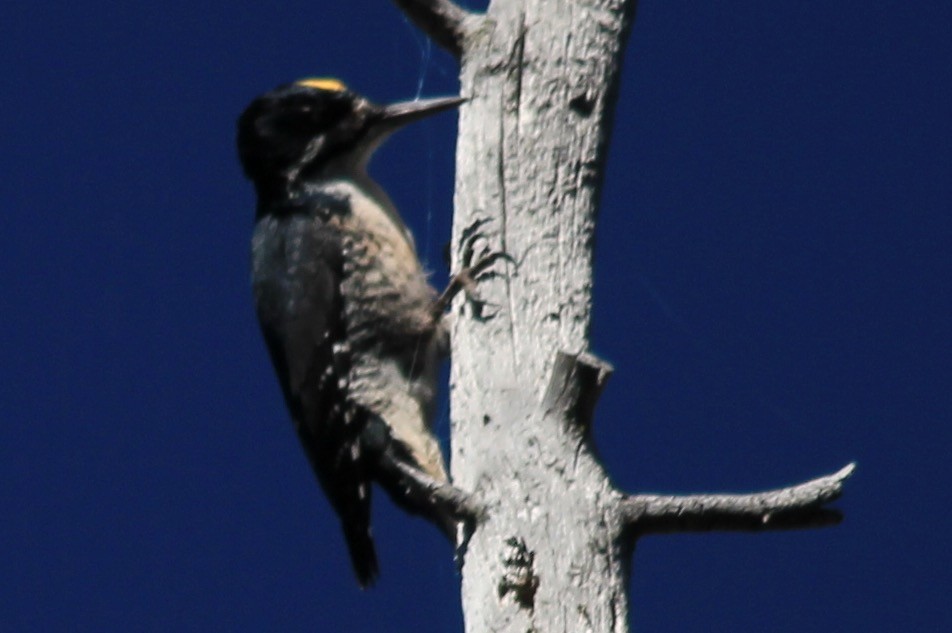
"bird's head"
237,78,464,195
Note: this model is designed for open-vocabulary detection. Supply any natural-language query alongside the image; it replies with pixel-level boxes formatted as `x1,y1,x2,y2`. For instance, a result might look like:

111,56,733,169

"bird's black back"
251,192,379,586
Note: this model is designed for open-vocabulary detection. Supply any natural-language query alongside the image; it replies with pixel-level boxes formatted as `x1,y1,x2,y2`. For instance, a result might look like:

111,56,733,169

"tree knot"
497,536,539,610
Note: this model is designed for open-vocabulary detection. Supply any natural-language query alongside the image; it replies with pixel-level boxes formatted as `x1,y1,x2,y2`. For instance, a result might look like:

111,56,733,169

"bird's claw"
434,221,514,317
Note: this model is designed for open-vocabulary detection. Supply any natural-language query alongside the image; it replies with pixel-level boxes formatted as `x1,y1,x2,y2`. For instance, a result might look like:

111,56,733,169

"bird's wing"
252,207,379,586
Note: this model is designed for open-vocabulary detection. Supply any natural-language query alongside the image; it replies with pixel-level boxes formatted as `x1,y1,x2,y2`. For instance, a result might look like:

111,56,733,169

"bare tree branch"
378,452,487,525
391,0,474,58
622,463,856,535
542,351,614,432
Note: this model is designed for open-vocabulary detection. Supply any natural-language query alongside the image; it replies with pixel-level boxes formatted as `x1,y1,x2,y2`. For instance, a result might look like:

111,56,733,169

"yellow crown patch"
295,78,348,92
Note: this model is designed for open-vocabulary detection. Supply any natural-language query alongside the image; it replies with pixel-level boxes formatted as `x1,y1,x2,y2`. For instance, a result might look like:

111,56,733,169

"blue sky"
2,1,949,631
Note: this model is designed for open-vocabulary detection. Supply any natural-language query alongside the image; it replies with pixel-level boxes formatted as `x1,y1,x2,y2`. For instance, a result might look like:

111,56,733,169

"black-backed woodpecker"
237,78,463,587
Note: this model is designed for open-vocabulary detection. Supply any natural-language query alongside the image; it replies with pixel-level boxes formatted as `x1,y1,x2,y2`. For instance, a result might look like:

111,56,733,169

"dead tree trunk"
392,1,854,631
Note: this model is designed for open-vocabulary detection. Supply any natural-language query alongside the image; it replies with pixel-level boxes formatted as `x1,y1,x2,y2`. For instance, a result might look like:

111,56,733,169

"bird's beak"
354,95,465,168
376,95,466,131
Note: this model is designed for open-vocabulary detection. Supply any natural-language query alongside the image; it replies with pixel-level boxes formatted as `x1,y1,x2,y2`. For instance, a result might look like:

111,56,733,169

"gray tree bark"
391,1,854,631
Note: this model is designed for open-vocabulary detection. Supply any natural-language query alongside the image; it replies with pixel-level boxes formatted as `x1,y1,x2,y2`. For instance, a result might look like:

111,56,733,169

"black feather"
252,195,379,586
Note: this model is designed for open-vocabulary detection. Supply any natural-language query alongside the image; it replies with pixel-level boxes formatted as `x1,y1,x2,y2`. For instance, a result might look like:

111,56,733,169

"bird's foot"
433,220,515,317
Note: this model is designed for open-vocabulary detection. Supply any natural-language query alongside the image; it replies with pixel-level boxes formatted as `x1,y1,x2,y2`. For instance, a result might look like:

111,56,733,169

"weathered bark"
391,1,853,631
621,463,855,535
447,2,638,630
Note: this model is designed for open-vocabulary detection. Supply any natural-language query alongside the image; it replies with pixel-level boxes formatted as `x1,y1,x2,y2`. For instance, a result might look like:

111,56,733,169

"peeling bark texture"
542,351,614,433
448,1,637,630
391,0,853,631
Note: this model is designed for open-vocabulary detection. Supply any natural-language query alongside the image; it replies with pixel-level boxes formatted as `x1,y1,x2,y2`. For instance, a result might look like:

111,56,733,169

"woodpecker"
236,78,463,587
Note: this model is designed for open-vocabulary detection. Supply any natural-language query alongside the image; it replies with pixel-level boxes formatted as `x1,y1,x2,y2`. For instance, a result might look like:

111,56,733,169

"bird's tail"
322,431,379,587
341,512,379,588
